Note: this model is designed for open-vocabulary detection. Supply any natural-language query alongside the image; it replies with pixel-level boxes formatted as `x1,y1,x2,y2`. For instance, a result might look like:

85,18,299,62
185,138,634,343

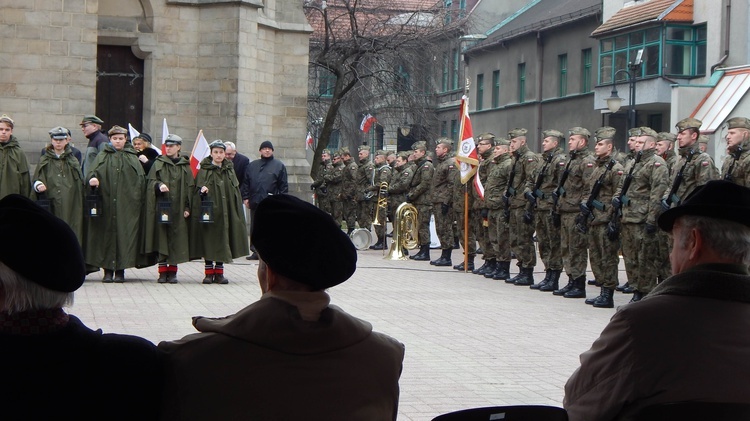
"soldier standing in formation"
506,128,540,286
452,153,477,271
311,149,333,216
369,150,392,250
529,130,567,291
483,138,513,280
429,138,457,266
340,147,358,234
721,117,750,185
356,145,375,232
326,151,344,226
406,141,434,261
470,134,496,275
388,151,414,235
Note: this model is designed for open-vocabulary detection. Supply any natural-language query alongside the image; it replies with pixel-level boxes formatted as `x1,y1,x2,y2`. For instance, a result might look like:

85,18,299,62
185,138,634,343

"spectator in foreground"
564,180,750,420
159,194,405,420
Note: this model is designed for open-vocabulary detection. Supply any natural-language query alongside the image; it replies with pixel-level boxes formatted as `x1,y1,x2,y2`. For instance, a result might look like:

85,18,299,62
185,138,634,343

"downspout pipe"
711,0,731,74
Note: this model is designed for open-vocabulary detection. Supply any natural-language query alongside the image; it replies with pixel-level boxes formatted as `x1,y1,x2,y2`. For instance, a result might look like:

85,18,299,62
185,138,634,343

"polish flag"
360,113,376,133
159,118,169,155
454,95,479,187
305,132,314,150
189,130,210,178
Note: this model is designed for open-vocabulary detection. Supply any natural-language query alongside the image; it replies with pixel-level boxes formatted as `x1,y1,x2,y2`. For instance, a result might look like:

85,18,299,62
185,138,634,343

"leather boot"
113,270,125,283
102,269,114,283
505,264,524,284
472,260,490,275
411,244,431,261
587,279,599,286
586,286,605,304
563,275,587,298
530,269,552,290
616,282,629,292
622,285,636,294
629,290,645,303
157,271,168,284
483,260,499,278
167,267,179,284
492,261,511,281
453,255,475,272
592,287,615,308
369,239,384,250
513,267,535,286
540,270,561,292
431,249,453,267
553,275,575,296
202,268,214,284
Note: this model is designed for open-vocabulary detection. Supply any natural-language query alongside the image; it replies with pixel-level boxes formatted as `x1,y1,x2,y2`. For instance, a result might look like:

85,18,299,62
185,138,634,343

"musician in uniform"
340,147,359,235
325,151,345,227
429,138,457,266
721,116,750,186
506,128,540,285
662,117,718,210
483,138,513,280
613,128,669,302
406,141,434,261
356,145,375,232
470,134,496,275
311,149,333,216
579,132,624,308
388,152,414,227
529,130,568,291
553,127,596,299
368,150,392,251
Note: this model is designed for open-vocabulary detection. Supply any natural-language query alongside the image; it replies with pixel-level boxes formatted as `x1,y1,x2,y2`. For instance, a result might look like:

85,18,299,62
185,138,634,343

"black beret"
135,132,153,144
658,180,750,232
0,195,85,292
251,194,356,290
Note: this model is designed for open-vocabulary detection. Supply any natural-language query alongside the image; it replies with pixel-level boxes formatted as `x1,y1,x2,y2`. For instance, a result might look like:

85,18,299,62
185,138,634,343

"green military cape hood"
0,136,31,199
33,145,84,244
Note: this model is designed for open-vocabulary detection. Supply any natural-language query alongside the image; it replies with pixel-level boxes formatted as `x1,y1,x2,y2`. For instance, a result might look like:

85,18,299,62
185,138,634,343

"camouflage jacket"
341,158,358,200
324,161,344,198
407,156,434,205
370,163,392,192
582,155,624,225
388,164,413,206
615,148,668,225
721,142,750,187
484,153,513,211
663,144,718,207
430,154,457,205
452,169,473,212
527,146,567,211
662,149,679,174
356,158,375,201
509,144,540,209
558,148,597,214
311,159,332,196
471,149,494,210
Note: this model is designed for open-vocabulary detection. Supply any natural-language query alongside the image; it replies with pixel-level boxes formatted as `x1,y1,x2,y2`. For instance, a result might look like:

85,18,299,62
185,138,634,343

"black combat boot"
629,290,645,303
506,264,525,284
102,269,114,283
553,275,575,296
369,239,384,250
431,249,453,266
472,260,490,275
540,270,562,292
492,261,511,281
563,275,587,298
453,254,475,271
530,269,551,290
113,270,125,283
411,244,431,261
586,285,606,304
616,282,629,292
587,279,599,286
592,287,615,308
513,267,535,286
483,260,499,278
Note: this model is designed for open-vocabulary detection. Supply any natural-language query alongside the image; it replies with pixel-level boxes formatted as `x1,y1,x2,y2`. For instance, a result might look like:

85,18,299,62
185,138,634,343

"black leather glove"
480,208,489,218
607,221,620,241
611,197,622,211
579,203,591,216
645,223,657,235
524,191,536,203
441,203,450,216
523,211,533,225
660,198,670,212
405,194,412,203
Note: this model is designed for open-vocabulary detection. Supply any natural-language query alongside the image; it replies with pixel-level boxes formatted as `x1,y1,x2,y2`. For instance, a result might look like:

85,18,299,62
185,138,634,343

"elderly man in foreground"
159,194,405,420
564,180,750,420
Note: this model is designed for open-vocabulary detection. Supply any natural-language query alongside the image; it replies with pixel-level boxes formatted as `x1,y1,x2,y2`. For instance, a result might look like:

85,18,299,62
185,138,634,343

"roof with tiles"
591,0,693,37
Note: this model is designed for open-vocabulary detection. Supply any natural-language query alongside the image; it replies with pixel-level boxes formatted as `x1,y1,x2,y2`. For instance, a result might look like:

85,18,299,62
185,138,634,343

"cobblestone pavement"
73,246,627,420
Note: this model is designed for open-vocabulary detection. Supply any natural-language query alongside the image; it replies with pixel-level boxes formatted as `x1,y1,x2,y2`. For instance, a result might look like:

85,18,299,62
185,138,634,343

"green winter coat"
32,145,84,244
190,157,249,263
84,142,147,270
0,136,31,199
144,155,195,265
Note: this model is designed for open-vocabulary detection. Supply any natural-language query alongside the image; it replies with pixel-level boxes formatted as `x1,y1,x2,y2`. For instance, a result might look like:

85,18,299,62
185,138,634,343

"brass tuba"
385,202,419,260
373,181,389,226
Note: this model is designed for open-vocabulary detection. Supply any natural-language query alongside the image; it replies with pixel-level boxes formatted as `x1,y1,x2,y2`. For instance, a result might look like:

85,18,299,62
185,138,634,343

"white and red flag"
454,95,480,189
189,130,210,178
305,132,314,150
360,113,376,133
158,118,169,155
128,123,162,155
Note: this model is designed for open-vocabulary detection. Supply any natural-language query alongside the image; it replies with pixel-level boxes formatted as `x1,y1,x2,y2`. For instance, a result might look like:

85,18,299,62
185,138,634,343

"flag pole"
190,130,203,157
464,184,469,272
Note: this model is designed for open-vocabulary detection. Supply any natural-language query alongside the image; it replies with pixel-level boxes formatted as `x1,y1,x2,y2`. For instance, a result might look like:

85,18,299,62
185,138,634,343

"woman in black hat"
133,132,160,174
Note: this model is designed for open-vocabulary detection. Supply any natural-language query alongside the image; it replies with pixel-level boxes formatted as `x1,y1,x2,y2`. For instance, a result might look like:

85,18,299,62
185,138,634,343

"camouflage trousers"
331,199,343,228
317,194,332,216
560,212,589,278
509,207,537,268
373,201,388,243
656,231,672,282
587,223,620,289
472,209,493,261
534,208,562,271
357,199,374,230
414,203,432,246
433,203,454,250
621,223,659,293
342,198,357,231
454,207,477,255
488,209,511,262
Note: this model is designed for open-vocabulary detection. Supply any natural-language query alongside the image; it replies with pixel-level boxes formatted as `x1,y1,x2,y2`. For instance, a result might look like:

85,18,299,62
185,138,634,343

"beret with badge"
726,117,750,130
507,128,528,140
675,117,702,132
657,132,676,143
569,127,591,139
542,129,565,140
594,126,616,141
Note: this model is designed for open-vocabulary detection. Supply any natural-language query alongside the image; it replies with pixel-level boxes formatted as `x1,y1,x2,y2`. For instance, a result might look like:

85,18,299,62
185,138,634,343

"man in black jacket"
225,141,251,195
245,140,288,260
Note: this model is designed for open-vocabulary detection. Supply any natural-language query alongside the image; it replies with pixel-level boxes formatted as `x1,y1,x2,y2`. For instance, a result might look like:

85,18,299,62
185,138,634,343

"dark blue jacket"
244,156,288,208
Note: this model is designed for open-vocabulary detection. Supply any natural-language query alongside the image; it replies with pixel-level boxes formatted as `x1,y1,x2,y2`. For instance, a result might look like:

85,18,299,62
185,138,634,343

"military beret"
676,117,702,132
49,126,68,140
628,128,641,137
542,129,564,140
507,128,528,140
375,149,387,156
568,127,591,139
698,134,709,144
332,151,341,158
358,145,369,152
477,133,496,141
385,150,395,157
0,195,85,292
81,115,103,125
209,139,226,150
397,151,411,159
726,117,750,130
436,137,453,147
322,148,331,155
657,132,677,143
495,138,510,146
135,133,153,144
252,194,356,290
339,147,351,155
107,125,128,136
412,141,427,151
0,114,14,128
594,126,616,140
637,127,658,138
164,134,182,145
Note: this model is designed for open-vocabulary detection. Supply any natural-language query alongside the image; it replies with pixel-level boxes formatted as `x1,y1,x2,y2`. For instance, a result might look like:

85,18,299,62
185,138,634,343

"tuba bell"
385,202,419,260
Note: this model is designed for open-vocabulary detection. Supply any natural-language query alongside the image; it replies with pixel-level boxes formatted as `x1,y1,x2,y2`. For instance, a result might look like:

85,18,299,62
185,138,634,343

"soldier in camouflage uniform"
368,150,393,250
613,127,669,302
654,132,678,283
483,138,513,280
339,148,359,234
662,117,718,211
502,128,540,285
452,154,478,272
311,149,333,216
579,133,624,308
325,152,344,227
406,141,434,260
430,138,458,266
386,150,396,168
355,145,375,231
553,127,596,299
722,117,750,186
528,130,567,291
388,151,414,227
656,132,678,173
615,127,641,293
470,134,497,275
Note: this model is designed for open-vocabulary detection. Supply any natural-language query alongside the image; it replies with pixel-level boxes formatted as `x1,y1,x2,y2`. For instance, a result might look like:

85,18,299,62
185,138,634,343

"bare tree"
304,0,464,177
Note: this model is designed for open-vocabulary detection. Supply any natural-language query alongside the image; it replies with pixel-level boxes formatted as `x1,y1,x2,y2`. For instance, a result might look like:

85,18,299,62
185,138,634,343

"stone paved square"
72,247,626,420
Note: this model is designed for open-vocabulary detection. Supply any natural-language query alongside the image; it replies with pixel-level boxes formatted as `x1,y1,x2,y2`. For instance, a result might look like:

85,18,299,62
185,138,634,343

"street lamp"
459,34,488,95
605,49,643,134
